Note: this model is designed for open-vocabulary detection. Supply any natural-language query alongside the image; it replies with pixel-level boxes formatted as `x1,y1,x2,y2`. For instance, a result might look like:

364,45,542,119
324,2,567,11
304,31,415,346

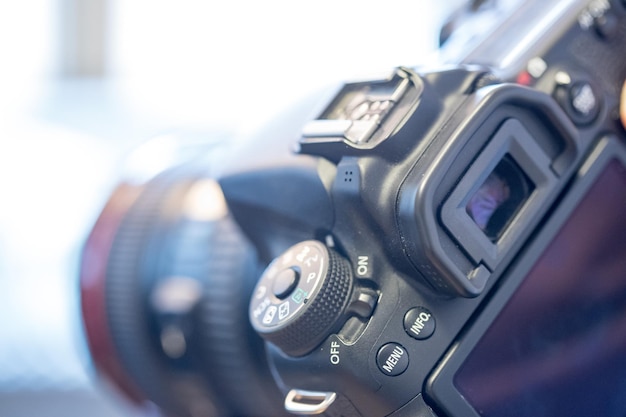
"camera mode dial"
249,240,356,357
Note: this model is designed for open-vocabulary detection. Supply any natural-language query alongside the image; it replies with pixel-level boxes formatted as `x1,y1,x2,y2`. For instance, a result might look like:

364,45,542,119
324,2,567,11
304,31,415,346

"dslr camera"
80,0,626,416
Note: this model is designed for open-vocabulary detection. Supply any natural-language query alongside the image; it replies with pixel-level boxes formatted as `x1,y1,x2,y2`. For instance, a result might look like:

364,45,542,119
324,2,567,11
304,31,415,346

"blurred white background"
0,1,459,415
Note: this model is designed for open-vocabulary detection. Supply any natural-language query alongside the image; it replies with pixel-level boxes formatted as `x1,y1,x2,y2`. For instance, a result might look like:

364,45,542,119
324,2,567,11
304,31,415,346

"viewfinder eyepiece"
466,155,534,241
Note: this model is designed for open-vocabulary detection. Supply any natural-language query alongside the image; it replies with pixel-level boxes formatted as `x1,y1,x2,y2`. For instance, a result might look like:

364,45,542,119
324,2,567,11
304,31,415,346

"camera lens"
466,155,534,241
81,167,287,417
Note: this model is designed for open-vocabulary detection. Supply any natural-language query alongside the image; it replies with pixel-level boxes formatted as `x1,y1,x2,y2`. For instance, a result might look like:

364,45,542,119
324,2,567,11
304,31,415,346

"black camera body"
81,1,626,416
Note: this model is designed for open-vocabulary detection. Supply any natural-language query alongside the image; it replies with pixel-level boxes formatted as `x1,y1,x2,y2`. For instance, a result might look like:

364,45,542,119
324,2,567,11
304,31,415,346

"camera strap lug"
284,389,337,415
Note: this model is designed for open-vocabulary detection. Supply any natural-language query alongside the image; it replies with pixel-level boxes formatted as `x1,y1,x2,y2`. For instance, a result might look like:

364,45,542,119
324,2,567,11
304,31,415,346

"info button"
403,307,435,340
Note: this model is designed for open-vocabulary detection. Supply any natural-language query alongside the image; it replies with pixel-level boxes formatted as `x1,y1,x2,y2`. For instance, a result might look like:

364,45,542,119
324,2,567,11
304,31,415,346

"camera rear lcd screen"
455,159,626,417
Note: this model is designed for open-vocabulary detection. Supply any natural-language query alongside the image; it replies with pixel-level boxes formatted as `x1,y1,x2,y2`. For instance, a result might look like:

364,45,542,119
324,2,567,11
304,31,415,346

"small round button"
376,343,409,376
272,267,299,299
404,307,435,340
593,13,618,39
569,82,599,119
553,78,601,126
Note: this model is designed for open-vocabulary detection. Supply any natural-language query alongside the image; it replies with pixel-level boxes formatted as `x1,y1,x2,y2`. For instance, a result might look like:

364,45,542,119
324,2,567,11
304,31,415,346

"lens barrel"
81,167,287,417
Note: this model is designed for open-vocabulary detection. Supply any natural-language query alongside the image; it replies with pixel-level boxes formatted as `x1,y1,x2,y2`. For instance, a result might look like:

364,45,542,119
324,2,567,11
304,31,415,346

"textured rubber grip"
191,216,288,416
105,169,223,417
105,168,287,417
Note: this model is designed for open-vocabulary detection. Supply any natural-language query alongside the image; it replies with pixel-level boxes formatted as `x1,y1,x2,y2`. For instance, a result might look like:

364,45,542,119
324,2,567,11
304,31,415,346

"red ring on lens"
80,183,146,405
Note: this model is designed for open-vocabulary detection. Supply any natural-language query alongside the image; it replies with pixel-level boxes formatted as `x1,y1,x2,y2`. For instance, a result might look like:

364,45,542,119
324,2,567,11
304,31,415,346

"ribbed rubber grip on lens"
104,170,215,417
106,168,288,417
191,216,288,416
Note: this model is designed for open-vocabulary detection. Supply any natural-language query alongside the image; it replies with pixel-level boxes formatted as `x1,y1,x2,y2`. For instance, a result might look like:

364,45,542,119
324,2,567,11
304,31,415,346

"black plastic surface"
427,137,626,417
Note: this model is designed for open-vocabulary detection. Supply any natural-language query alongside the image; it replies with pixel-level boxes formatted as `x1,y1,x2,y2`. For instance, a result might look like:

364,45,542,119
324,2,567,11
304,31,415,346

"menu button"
376,343,409,376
